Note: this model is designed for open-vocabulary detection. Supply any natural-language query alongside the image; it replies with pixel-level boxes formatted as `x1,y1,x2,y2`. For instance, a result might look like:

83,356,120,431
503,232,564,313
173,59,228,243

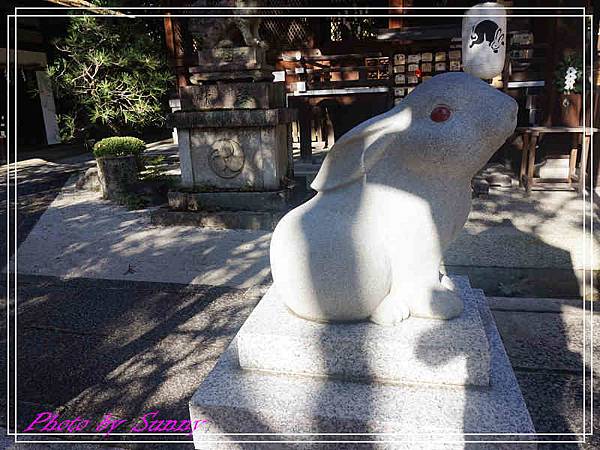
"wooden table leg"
526,132,539,192
519,132,529,187
568,147,578,185
568,133,579,185
579,131,591,193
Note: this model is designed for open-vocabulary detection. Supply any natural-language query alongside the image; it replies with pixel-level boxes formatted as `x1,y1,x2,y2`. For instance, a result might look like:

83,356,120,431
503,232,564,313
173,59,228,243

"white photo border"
5,4,594,446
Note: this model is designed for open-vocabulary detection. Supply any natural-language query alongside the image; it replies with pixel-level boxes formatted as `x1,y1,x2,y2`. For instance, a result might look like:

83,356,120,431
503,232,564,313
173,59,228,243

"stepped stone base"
167,188,291,212
189,277,536,448
150,207,283,231
237,277,490,386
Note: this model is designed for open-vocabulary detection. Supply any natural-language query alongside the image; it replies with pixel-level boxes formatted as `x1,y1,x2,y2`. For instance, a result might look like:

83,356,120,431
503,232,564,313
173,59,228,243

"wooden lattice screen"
259,0,387,50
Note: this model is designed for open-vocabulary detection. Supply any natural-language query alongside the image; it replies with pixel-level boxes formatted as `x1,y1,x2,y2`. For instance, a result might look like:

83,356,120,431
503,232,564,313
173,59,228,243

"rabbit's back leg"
371,274,462,325
400,269,464,320
272,195,389,322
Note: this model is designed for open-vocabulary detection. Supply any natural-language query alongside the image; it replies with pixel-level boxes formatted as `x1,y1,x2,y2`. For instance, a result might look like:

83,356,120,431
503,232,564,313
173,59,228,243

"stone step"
150,207,284,231
167,189,291,212
534,156,571,179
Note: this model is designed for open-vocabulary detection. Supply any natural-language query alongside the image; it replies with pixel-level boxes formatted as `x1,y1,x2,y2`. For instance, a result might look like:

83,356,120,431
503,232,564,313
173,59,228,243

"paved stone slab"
492,309,599,374
515,371,588,434
446,225,576,269
189,286,535,448
0,158,87,272
514,371,600,448
488,296,594,314
237,277,490,386
10,169,597,295
442,265,585,299
446,189,600,272
15,277,239,339
11,183,271,288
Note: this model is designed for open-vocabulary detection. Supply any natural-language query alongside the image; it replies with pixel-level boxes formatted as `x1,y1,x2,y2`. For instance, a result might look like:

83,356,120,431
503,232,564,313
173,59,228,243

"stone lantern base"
163,45,298,230
168,108,296,192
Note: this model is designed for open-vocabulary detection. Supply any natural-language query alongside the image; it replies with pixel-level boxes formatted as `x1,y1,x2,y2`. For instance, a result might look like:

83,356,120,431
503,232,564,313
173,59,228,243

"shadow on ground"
419,220,598,448
0,160,87,270
0,275,265,448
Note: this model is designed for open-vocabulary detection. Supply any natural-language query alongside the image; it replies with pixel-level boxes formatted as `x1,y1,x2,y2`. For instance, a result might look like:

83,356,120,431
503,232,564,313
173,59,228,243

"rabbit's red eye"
430,105,451,122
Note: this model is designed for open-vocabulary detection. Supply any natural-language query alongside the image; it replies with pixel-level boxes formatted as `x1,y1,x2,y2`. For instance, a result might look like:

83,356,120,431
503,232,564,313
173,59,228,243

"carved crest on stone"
207,139,245,178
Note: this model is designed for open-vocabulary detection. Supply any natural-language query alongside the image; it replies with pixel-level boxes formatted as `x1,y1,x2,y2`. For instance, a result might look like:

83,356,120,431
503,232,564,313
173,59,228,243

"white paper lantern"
462,2,507,80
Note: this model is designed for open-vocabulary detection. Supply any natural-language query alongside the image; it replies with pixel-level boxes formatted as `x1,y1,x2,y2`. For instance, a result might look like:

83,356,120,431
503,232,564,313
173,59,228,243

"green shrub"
93,136,146,158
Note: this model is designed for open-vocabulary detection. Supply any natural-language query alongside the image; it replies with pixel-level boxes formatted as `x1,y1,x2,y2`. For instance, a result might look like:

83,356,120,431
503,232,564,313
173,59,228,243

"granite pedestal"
165,46,296,230
168,45,294,192
168,108,295,191
237,277,490,386
189,276,537,448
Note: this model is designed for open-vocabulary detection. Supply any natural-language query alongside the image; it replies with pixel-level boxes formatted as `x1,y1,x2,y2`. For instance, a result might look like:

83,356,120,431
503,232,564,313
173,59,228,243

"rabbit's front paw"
370,294,410,326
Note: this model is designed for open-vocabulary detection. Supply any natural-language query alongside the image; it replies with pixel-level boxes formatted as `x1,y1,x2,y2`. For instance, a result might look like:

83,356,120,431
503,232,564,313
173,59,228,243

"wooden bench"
517,126,597,192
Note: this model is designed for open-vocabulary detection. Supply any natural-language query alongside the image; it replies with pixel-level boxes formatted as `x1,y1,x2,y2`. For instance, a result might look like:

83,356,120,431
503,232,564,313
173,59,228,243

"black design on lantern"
469,20,505,53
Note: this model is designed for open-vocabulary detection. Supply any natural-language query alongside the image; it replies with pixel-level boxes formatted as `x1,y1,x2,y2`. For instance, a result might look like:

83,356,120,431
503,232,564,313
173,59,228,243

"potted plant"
554,55,583,127
93,136,145,200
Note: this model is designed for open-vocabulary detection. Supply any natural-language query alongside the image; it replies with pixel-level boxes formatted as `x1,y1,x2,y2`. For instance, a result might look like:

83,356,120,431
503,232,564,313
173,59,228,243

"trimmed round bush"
93,136,145,159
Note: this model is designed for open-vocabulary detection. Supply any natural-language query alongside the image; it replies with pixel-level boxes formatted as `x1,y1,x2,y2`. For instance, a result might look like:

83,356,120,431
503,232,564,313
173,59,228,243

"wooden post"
163,0,191,88
389,0,411,30
568,134,579,185
526,133,539,192
519,132,529,186
298,101,313,162
580,130,591,193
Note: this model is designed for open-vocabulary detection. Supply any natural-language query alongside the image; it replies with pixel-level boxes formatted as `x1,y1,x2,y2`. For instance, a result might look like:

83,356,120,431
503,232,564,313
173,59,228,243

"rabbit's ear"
310,132,367,192
311,107,409,192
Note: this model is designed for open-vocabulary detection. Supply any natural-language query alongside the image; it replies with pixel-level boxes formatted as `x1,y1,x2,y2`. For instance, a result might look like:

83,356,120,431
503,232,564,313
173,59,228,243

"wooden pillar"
526,132,539,192
298,101,313,162
539,18,559,127
389,0,411,30
163,0,191,88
